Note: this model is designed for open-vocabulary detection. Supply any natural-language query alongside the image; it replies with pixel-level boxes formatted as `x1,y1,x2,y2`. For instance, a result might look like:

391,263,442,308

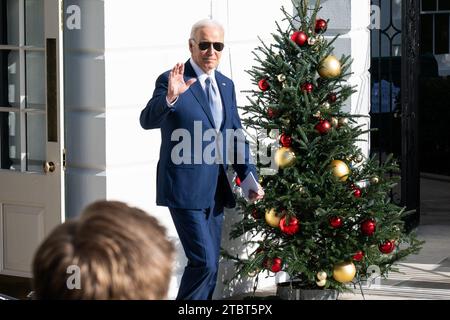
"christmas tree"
224,0,423,292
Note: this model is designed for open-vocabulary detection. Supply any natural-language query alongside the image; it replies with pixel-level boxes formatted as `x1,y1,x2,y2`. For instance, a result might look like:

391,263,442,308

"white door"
0,0,64,277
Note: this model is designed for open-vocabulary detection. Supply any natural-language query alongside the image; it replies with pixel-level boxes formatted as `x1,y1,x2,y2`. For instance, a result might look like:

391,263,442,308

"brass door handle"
43,161,55,173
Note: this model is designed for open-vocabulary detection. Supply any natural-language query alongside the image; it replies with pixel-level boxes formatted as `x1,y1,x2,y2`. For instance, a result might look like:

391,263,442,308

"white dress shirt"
166,59,224,122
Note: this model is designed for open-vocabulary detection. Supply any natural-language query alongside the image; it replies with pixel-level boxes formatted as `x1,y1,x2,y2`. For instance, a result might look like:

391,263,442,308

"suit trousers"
169,198,224,300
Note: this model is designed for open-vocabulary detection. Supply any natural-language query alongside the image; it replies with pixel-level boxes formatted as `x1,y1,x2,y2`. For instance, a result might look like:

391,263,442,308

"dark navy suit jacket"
140,61,256,209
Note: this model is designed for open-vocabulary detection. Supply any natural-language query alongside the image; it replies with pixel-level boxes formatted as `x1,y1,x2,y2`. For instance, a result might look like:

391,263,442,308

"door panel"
370,0,403,204
2,204,44,274
370,0,420,229
0,0,64,277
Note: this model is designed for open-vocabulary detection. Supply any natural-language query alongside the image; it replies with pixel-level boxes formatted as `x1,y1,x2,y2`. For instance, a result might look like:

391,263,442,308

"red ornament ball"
264,257,283,273
352,250,364,261
280,133,292,147
279,216,300,235
291,31,308,46
315,119,331,134
329,216,343,228
235,176,241,187
361,218,376,236
251,208,261,219
353,187,362,198
301,82,314,93
379,240,395,254
315,19,328,33
327,92,337,103
258,79,270,91
267,107,278,119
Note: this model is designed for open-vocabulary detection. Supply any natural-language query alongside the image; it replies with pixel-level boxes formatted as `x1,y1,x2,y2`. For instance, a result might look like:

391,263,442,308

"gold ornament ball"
316,279,327,287
317,271,327,281
330,160,350,181
298,185,306,194
333,261,356,283
265,208,285,228
330,117,339,128
277,74,286,82
320,102,331,110
318,55,342,79
308,37,317,45
371,176,380,184
275,147,296,168
338,117,349,126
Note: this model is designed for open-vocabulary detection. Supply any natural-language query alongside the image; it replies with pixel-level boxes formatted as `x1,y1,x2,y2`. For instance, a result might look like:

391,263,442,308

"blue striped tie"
205,77,222,130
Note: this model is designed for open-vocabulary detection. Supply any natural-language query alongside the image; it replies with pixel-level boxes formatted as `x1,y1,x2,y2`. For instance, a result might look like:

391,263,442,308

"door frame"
0,0,64,277
401,0,420,229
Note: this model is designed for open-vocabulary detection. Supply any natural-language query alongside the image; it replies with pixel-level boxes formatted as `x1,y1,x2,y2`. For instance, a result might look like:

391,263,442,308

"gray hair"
190,19,224,39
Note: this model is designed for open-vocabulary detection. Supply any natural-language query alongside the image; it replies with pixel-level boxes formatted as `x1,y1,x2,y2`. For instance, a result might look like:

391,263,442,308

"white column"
319,0,372,158
64,0,107,219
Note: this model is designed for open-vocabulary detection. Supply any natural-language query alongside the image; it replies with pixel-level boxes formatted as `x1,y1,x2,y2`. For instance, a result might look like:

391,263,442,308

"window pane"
26,113,45,173
380,0,392,31
422,0,437,11
25,0,44,47
435,13,449,54
392,0,402,31
421,14,434,54
0,50,9,107
371,30,380,57
439,0,450,10
2,0,20,46
25,51,45,110
392,33,402,57
7,50,20,108
0,111,21,171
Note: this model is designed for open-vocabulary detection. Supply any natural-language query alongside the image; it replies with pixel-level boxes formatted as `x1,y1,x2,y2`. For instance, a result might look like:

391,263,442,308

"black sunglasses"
191,39,224,52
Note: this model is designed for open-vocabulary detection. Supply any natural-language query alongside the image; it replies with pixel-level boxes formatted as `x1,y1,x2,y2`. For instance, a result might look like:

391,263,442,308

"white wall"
64,0,370,299
101,0,295,300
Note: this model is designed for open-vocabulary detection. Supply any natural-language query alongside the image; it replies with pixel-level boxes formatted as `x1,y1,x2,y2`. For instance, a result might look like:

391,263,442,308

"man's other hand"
248,185,265,203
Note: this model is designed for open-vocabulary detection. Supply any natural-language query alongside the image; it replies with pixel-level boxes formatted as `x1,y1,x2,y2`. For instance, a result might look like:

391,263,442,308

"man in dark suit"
140,19,264,300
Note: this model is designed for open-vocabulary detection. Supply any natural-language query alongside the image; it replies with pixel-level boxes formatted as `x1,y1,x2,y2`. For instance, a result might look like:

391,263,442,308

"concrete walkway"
340,225,450,300
340,175,450,300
